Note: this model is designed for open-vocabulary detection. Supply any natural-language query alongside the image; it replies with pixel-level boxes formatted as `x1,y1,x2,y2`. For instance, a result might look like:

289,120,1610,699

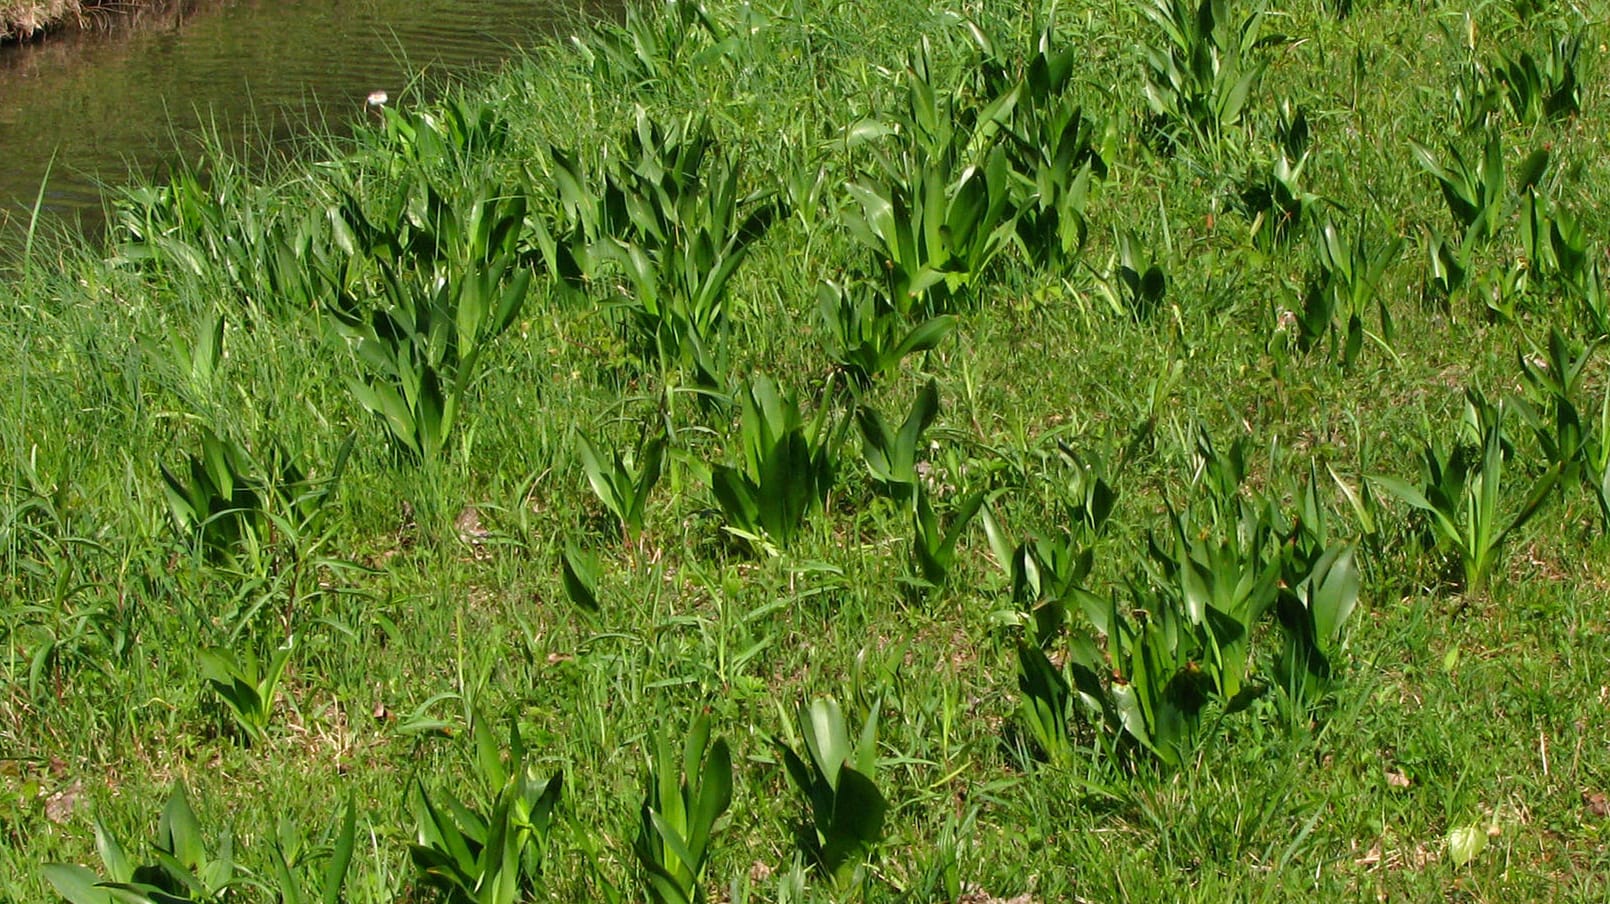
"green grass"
4,0,1610,901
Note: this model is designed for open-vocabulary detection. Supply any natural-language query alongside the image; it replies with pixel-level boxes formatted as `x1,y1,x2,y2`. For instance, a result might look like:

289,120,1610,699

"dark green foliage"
774,698,887,886
1016,432,1363,766
1095,230,1169,320
710,376,836,550
632,715,732,904
1371,397,1562,592
1495,34,1581,125
44,786,237,904
197,637,294,746
844,42,1022,316
857,379,940,502
329,254,530,462
541,110,778,385
1140,0,1270,145
161,427,350,566
967,13,1108,268
816,280,956,389
1240,151,1318,252
576,428,667,545
408,715,564,904
909,485,985,588
1292,214,1404,366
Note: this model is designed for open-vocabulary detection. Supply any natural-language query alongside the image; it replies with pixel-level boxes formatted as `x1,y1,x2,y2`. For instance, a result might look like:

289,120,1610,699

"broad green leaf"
821,766,886,877
474,711,508,790
1311,544,1360,643
42,865,115,904
561,544,600,613
895,380,940,475
575,432,624,519
690,738,732,859
802,699,851,789
853,698,881,780
93,818,134,883
894,315,957,358
1516,147,1550,194
158,785,205,871
320,799,357,904
1448,824,1487,868
1368,474,1435,513
647,810,699,878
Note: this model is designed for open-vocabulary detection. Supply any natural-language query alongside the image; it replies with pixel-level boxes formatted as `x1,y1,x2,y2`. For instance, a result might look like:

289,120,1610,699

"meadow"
3,0,1609,900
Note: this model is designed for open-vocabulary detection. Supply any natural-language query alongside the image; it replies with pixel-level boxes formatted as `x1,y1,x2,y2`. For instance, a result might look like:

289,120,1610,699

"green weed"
632,714,732,904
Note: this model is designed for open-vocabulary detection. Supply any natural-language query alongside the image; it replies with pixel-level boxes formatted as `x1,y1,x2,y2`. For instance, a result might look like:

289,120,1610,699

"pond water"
0,0,608,241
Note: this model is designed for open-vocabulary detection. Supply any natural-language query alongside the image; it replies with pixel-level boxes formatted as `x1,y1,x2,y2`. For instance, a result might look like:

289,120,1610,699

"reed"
0,0,161,41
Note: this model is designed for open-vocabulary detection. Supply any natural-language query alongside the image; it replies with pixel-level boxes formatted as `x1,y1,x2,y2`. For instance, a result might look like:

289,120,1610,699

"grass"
3,0,1610,900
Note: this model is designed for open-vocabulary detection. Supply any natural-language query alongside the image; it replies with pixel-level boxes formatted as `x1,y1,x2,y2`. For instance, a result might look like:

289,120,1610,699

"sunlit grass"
4,0,1610,901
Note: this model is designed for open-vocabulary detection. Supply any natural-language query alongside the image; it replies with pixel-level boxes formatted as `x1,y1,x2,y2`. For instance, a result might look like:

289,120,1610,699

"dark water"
0,0,607,240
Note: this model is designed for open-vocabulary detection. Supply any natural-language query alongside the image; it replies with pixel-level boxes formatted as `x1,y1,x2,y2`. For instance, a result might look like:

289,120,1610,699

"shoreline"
0,0,167,43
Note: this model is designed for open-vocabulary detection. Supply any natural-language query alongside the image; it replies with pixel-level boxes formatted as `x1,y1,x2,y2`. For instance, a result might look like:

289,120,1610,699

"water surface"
0,0,607,240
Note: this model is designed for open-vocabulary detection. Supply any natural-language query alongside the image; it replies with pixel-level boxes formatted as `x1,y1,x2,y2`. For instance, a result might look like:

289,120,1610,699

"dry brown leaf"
1584,791,1609,818
956,884,1037,904
957,891,1035,904
1385,769,1412,789
44,781,83,825
373,683,394,723
456,505,489,542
